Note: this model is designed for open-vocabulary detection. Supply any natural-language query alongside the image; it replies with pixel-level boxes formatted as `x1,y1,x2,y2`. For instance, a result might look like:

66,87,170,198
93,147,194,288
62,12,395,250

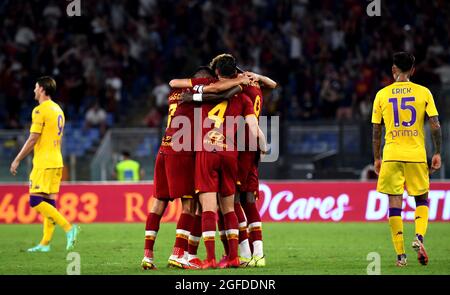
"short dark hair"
393,52,415,72
215,54,237,78
193,66,215,78
36,76,57,98
209,53,233,71
122,150,131,158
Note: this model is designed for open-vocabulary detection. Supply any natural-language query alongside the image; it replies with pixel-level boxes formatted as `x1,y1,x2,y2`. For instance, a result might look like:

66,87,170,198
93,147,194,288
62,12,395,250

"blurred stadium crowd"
1,0,449,132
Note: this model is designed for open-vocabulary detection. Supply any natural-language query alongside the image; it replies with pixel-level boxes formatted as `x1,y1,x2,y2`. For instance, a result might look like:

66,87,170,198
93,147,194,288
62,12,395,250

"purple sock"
29,195,43,207
416,234,424,243
415,197,429,207
389,208,402,217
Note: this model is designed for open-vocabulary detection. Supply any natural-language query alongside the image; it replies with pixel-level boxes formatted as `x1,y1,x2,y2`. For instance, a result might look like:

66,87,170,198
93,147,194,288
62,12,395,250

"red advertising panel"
0,182,449,223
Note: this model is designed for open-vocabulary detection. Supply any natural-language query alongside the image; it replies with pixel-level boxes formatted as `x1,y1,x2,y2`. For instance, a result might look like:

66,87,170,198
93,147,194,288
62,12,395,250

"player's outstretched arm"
372,123,382,175
246,72,277,89
203,75,249,93
10,132,40,176
429,116,442,173
169,75,249,93
180,86,242,103
169,79,191,88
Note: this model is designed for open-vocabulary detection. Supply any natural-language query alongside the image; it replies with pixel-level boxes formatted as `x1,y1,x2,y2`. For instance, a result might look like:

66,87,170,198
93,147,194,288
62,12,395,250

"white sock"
239,239,252,259
188,254,198,261
253,240,264,257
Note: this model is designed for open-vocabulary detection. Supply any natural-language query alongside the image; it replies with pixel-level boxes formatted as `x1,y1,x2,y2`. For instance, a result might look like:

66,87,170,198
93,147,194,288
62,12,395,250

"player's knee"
201,199,216,213
220,196,235,214
29,195,43,207
388,195,403,208
181,198,194,215
151,199,168,215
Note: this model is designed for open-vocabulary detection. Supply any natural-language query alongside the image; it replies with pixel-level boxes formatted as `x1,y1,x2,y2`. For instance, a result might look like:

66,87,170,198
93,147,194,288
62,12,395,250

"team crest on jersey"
161,135,172,146
204,130,227,149
169,92,181,102
207,130,225,143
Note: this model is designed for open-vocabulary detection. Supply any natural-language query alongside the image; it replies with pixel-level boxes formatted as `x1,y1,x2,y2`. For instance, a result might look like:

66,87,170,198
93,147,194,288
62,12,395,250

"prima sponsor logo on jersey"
390,129,419,139
366,190,450,221
258,184,351,221
169,109,279,162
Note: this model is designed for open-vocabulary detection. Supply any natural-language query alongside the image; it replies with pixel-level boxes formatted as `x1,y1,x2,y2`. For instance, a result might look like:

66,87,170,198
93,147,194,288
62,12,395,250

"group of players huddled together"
141,53,277,270
9,51,442,270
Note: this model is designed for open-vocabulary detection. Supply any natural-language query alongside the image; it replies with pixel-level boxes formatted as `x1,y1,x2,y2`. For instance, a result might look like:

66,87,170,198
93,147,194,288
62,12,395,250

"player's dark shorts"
154,151,195,200
237,151,259,197
195,151,237,197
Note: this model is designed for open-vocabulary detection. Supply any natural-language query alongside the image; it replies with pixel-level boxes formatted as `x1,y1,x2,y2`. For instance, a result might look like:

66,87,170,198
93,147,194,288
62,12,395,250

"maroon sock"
223,212,239,260
173,213,194,255
217,210,229,255
188,214,202,256
202,211,217,261
243,202,263,242
144,212,162,258
234,203,249,243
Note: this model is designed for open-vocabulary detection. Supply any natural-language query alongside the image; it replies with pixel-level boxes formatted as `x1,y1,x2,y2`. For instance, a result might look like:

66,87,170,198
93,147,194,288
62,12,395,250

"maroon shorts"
237,151,259,196
195,151,237,197
154,151,195,200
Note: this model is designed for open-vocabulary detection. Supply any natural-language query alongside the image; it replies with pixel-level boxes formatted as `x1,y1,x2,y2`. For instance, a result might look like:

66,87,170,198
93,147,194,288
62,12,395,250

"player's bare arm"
180,85,242,102
10,132,41,176
372,123,382,175
258,126,268,154
169,74,249,92
245,115,267,154
429,115,442,173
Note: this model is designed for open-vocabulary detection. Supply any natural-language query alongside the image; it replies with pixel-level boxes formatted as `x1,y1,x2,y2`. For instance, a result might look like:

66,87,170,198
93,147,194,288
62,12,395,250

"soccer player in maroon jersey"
168,68,257,268
210,54,277,267
195,55,267,269
236,72,276,267
141,67,248,270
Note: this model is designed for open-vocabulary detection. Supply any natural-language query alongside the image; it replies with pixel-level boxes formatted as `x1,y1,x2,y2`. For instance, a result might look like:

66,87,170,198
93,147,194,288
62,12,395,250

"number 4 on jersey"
208,101,228,128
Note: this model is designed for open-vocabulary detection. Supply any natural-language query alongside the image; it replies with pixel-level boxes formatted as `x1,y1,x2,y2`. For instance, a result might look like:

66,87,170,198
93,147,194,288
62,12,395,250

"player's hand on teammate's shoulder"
374,158,382,175
430,153,441,174
244,71,259,83
10,159,20,176
180,90,193,103
238,73,251,85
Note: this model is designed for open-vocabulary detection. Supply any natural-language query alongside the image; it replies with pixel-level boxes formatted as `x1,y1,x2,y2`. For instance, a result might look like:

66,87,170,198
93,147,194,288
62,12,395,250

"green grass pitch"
1,222,449,275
